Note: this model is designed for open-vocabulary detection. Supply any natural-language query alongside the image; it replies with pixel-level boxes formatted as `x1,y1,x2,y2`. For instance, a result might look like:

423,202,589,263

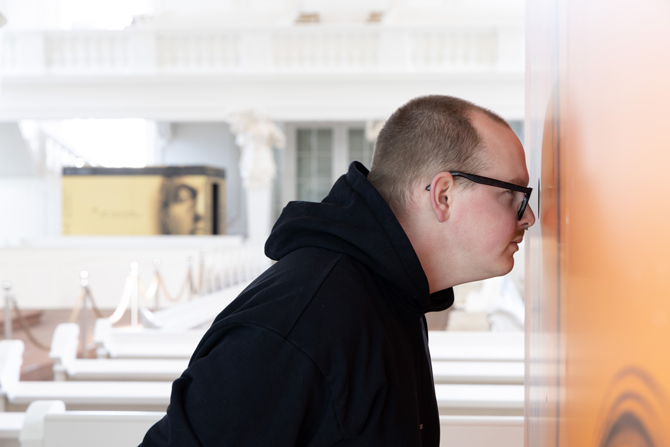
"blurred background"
3,2,670,446
0,0,527,391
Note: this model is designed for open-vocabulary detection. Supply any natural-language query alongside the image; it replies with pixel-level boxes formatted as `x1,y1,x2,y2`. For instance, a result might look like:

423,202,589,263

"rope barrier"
67,280,104,324
108,258,199,325
68,271,105,358
10,295,51,351
165,267,198,302
1,281,51,351
83,248,265,329
0,248,264,353
107,276,133,324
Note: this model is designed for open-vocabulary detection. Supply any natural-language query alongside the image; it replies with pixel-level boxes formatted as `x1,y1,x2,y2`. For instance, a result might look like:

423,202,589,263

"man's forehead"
474,130,529,186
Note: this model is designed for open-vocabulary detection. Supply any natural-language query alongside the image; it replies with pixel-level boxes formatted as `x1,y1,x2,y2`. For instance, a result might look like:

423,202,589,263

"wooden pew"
91,329,524,362
3,381,171,413
19,400,163,447
2,340,524,416
439,415,523,447
0,412,23,447
428,331,524,362
435,384,524,416
1,341,171,412
51,324,188,381
1,401,522,447
55,323,522,384
431,361,524,385
93,321,205,359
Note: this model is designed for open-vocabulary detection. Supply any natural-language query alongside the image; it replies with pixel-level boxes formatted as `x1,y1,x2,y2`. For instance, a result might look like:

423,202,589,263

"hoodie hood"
265,162,453,315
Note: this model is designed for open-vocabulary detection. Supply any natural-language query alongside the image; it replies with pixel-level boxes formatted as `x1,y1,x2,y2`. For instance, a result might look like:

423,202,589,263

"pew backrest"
94,324,205,359
431,361,524,385
57,358,189,382
428,331,524,362
435,384,524,416
19,400,163,447
5,381,171,412
439,416,523,447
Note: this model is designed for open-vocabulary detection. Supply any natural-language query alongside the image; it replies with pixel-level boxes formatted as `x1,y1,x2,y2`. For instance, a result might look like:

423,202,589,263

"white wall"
0,122,36,176
160,122,246,235
0,122,62,244
0,177,61,245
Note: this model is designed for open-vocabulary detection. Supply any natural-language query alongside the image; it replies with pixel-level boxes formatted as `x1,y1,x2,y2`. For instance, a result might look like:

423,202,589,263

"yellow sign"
62,167,225,235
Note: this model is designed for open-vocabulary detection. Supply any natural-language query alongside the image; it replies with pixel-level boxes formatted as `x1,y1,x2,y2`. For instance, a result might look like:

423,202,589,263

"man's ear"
428,172,455,223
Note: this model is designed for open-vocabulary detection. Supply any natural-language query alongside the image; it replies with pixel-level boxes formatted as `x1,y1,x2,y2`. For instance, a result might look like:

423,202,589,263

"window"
281,124,375,209
296,128,333,202
347,128,374,168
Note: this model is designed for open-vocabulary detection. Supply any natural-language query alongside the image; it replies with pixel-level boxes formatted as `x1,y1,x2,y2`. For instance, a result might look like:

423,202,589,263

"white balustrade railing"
1,25,522,76
272,29,380,70
410,30,498,69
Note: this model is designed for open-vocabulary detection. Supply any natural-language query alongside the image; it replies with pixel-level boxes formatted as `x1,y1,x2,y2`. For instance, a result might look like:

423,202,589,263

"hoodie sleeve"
139,324,343,447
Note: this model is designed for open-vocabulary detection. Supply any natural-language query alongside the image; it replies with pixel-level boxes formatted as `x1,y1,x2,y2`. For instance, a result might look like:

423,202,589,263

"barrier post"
199,251,205,296
2,281,12,340
153,259,161,310
80,271,89,358
130,262,139,327
187,256,194,300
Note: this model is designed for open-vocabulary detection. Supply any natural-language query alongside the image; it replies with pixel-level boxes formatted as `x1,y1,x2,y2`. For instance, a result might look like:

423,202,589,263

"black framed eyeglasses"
426,172,533,220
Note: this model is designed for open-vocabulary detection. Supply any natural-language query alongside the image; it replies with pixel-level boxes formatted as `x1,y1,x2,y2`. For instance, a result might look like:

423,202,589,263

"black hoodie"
140,162,454,447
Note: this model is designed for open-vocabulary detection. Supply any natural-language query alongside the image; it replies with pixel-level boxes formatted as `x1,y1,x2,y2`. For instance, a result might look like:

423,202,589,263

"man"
140,95,535,446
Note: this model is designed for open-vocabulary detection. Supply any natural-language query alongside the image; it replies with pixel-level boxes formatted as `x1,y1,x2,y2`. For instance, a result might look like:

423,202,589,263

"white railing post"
496,26,524,73
130,262,139,327
239,29,272,72
152,258,161,310
2,281,12,340
13,31,45,75
0,9,6,87
79,270,89,358
378,27,408,71
131,29,157,74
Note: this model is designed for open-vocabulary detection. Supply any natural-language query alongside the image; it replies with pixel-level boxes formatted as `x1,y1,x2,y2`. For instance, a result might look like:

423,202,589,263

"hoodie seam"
229,321,348,442
284,252,346,338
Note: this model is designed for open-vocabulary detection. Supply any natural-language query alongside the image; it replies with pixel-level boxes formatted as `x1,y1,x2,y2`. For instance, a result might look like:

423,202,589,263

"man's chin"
470,261,515,283
494,257,515,277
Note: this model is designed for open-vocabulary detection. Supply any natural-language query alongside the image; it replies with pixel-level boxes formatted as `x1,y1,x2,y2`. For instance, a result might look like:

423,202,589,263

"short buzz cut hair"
368,95,510,215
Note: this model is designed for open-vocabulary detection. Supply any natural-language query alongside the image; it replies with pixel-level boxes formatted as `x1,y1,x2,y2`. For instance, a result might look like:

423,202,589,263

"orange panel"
527,0,670,445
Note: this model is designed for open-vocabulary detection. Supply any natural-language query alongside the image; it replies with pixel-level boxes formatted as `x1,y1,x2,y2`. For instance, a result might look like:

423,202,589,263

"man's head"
368,95,535,292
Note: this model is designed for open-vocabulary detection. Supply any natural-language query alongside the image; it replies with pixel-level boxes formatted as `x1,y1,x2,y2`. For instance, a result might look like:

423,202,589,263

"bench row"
2,340,524,416
0,400,523,447
54,323,525,383
92,322,524,361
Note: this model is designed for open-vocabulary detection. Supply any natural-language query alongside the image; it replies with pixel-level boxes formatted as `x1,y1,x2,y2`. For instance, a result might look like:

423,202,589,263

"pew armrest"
18,400,66,447
49,324,79,366
0,340,24,395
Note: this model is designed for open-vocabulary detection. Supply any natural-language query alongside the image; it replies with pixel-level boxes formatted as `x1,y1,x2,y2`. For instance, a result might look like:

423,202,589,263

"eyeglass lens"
517,193,529,220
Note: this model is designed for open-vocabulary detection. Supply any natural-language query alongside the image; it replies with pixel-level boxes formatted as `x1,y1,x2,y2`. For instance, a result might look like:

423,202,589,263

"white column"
0,9,6,100
229,110,286,244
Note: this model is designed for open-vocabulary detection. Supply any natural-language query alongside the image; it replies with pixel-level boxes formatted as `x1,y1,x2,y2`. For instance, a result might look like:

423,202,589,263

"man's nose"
521,205,536,228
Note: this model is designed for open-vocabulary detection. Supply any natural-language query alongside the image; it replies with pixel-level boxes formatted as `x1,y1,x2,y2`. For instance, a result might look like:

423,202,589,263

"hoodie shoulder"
202,247,347,344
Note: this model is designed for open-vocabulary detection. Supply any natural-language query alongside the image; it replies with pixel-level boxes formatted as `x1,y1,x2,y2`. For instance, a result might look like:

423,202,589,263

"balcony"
0,24,524,121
